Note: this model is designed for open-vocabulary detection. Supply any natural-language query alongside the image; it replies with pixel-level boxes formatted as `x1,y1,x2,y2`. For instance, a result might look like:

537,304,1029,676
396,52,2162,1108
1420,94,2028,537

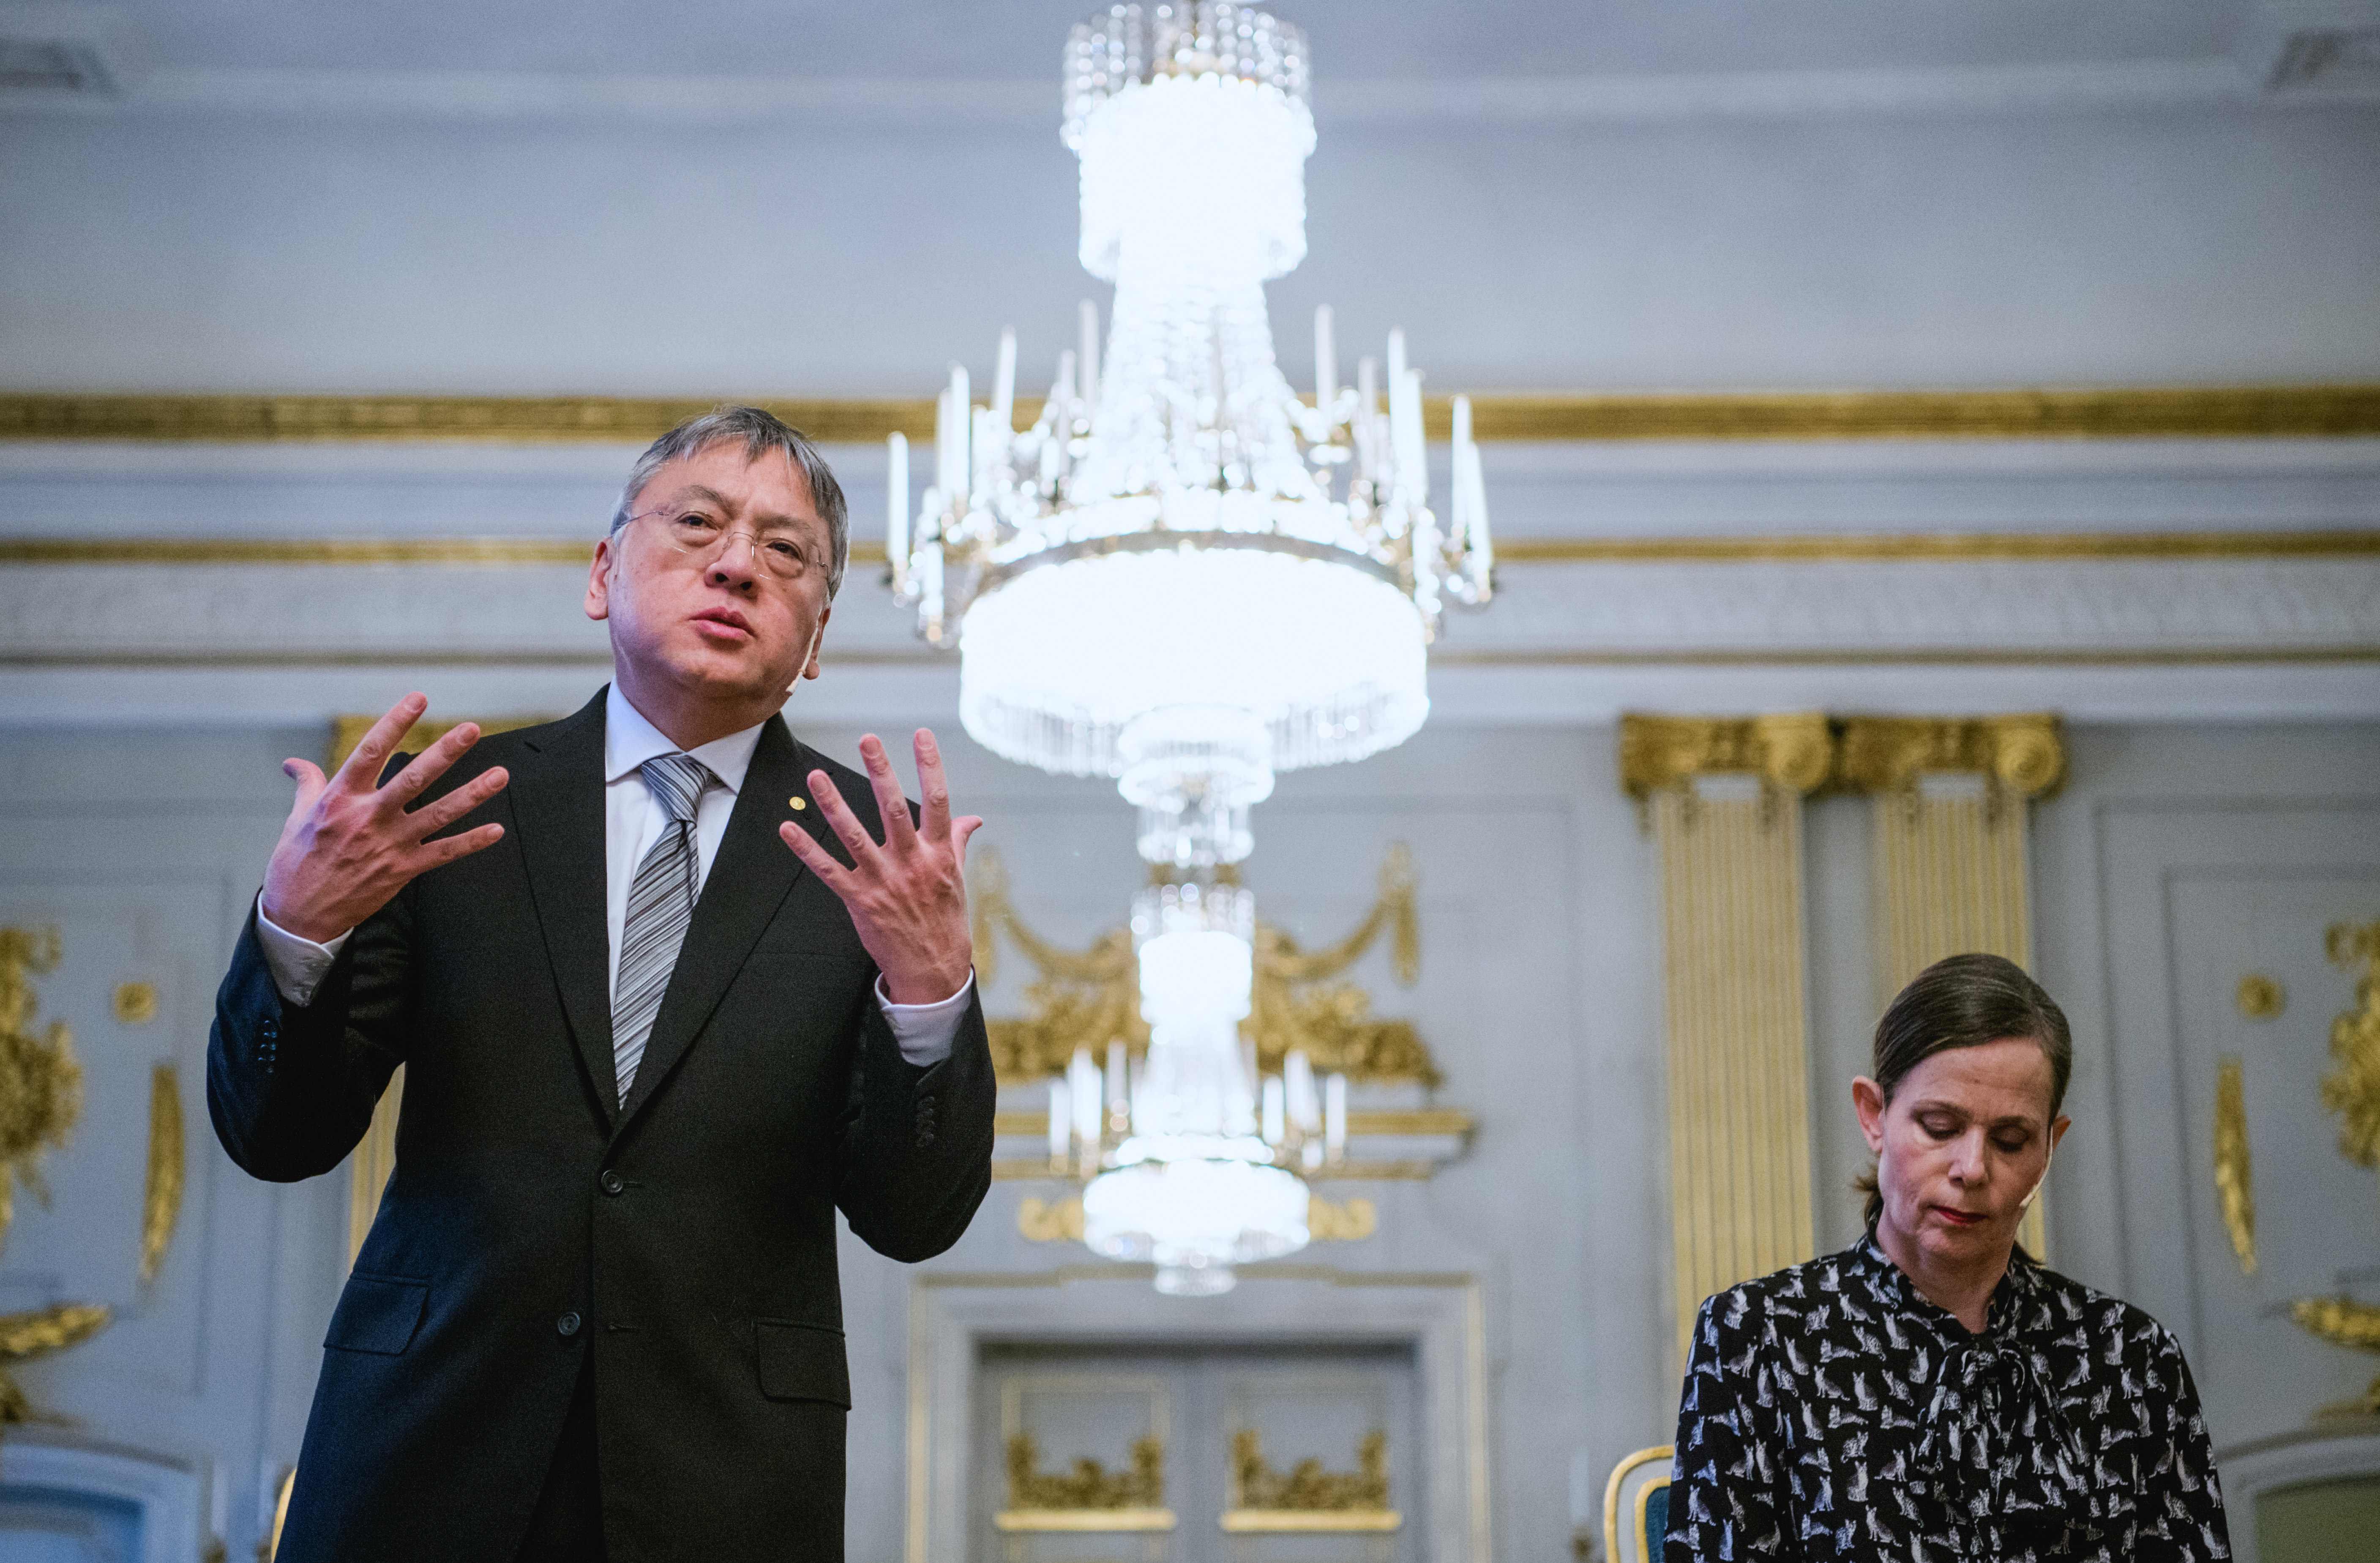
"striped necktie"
611,752,714,1104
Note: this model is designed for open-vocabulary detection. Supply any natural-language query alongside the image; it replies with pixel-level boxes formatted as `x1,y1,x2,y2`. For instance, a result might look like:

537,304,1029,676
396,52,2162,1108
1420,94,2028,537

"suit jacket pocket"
755,1319,850,1408
324,1272,429,1355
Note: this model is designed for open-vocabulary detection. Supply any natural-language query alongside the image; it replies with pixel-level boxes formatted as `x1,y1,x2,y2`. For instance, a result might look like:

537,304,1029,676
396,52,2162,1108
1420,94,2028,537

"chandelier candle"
889,1,1494,1293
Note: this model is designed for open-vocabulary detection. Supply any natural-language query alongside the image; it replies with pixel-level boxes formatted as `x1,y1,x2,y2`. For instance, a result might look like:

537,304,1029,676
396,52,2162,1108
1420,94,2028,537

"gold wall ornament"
1617,713,1834,802
2320,920,2380,1168
1833,714,2066,799
110,982,158,1026
1015,1195,1085,1244
2285,1296,2380,1417
1017,1193,1377,1244
139,1064,184,1287
972,845,1438,1086
2213,1056,2257,1275
1222,1428,1400,1531
0,1301,112,1426
1003,1431,1167,1513
2236,973,2287,1020
0,927,84,1256
12,385,2380,445
1305,1196,1379,1242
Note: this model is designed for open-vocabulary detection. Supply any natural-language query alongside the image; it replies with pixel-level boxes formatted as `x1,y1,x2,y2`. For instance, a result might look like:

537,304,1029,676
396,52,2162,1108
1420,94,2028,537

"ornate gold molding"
1224,1427,1397,1530
0,927,82,1257
2214,1055,2256,1276
0,1302,111,1425
993,1107,1473,1140
1834,714,2066,798
972,846,1438,1086
2321,921,2380,1169
1002,1430,1167,1516
2236,974,2286,1020
1496,530,2380,562
9,385,2380,444
1017,1193,1377,1243
139,1064,183,1287
6,530,2375,569
2287,1296,2380,1417
0,393,942,445
1617,712,1833,799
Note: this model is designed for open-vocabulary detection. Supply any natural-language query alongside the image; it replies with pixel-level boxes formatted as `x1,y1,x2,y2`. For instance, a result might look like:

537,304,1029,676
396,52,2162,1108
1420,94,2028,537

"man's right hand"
260,693,512,944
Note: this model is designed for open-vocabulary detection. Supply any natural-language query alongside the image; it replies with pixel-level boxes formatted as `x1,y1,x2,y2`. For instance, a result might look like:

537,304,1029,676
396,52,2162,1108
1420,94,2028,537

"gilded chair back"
1603,1444,1673,1563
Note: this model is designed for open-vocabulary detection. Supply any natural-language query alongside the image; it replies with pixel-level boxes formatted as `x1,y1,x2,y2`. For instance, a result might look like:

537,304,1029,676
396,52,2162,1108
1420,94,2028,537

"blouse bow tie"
1914,1340,2104,1547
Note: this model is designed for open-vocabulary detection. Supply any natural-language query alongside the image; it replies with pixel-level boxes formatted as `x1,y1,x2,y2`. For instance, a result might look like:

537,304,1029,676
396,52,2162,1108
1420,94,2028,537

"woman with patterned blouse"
1666,954,2230,1561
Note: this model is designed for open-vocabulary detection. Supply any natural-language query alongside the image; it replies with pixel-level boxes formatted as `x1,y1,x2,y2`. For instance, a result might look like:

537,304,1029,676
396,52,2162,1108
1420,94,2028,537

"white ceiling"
109,1,2247,81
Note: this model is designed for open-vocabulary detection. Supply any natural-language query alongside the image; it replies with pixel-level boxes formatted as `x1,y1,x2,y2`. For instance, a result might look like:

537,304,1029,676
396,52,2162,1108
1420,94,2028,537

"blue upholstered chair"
1603,1444,1673,1563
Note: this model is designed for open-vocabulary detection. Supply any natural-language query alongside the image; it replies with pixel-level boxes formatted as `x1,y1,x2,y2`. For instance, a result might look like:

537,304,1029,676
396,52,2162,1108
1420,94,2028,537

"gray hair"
611,405,850,597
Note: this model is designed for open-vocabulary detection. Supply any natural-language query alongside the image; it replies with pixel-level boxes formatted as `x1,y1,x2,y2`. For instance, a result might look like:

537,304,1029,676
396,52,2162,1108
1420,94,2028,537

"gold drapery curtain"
1837,716,2065,1257
1623,715,1832,1358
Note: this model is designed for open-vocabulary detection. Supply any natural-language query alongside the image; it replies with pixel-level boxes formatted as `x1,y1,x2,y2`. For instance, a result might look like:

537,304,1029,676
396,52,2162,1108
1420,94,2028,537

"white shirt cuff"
874,971,973,1068
254,895,352,1008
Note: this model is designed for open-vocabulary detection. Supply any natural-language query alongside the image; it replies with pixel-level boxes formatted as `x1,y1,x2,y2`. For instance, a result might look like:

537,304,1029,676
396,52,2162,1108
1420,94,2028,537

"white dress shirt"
254,684,971,1067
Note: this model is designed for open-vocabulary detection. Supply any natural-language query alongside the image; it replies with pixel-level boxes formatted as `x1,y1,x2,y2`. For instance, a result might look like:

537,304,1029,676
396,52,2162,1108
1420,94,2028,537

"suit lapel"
613,714,817,1134
510,689,620,1130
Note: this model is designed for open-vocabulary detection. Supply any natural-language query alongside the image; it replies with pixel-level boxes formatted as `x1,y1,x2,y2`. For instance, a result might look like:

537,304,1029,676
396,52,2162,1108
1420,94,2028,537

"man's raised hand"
778,729,981,1006
260,693,511,944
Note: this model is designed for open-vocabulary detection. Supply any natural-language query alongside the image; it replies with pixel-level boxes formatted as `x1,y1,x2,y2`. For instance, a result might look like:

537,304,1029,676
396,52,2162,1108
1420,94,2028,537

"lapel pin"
789,796,808,812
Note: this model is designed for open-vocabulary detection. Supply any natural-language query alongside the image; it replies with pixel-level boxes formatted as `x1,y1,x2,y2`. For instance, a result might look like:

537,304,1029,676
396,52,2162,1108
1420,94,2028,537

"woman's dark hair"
1856,952,2073,1229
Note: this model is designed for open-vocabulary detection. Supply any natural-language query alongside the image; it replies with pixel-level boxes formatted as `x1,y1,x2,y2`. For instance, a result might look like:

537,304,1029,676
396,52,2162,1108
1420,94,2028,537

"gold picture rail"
4,530,2376,569
5,384,2380,444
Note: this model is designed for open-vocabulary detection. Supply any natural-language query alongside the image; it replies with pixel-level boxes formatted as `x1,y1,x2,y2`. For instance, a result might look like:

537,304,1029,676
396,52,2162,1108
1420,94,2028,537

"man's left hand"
780,729,982,1005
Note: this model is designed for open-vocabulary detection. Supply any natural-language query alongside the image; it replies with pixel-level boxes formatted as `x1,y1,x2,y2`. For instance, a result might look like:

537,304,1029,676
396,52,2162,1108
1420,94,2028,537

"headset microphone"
2020,1145,2055,1212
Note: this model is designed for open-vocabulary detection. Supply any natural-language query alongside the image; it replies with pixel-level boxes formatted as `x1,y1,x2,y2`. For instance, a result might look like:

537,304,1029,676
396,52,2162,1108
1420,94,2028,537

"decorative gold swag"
969,844,1437,1088
0,927,186,1427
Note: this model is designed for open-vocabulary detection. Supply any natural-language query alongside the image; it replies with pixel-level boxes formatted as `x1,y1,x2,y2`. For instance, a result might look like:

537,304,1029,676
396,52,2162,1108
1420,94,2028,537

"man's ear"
585,535,616,622
798,603,831,682
1852,1076,1889,1155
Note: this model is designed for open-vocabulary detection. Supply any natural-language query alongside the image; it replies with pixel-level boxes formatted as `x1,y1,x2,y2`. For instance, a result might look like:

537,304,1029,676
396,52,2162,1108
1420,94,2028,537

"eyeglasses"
625,506,819,582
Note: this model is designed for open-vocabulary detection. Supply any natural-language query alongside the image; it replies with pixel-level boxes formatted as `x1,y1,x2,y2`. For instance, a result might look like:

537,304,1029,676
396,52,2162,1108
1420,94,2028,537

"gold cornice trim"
1494,530,2380,563
0,537,895,566
5,385,2380,445
1618,712,1834,799
0,394,945,445
5,531,2372,569
1834,714,2066,798
1452,386,2380,442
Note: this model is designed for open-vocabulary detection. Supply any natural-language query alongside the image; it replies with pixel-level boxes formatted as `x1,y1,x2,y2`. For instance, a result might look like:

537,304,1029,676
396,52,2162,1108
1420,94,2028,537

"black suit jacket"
209,690,996,1563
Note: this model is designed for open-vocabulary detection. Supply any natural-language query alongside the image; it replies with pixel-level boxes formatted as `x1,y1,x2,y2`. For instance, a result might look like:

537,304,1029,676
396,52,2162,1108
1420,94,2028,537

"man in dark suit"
210,406,996,1562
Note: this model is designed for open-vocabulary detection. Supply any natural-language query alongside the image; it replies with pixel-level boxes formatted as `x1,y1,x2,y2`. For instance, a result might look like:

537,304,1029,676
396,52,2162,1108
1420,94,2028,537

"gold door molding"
1836,715,2063,1257
1621,714,1829,1359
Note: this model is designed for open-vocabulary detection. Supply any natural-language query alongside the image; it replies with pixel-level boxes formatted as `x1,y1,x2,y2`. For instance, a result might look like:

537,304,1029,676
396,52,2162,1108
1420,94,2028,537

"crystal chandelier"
887,2,1491,1294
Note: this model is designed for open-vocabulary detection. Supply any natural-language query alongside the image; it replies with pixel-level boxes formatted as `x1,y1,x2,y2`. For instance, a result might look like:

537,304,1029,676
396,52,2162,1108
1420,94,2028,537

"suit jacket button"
556,1311,583,1338
600,1170,625,1196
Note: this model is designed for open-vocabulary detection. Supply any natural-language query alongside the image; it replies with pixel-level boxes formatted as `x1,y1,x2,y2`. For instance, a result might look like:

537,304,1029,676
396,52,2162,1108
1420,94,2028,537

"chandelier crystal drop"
887,2,1490,1293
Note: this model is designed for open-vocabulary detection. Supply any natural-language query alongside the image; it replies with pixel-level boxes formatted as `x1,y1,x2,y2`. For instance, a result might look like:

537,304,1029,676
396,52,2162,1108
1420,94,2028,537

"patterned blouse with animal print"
1666,1237,2230,1562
